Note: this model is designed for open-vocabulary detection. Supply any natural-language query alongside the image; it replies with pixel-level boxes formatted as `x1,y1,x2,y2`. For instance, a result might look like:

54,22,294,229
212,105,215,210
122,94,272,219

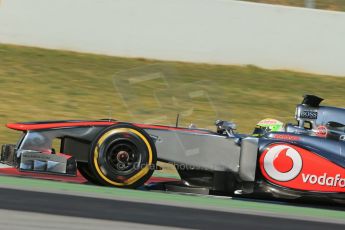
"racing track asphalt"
0,187,344,230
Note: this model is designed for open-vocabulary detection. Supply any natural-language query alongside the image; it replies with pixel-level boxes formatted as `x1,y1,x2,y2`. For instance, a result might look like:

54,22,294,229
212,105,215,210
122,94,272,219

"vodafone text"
302,173,345,188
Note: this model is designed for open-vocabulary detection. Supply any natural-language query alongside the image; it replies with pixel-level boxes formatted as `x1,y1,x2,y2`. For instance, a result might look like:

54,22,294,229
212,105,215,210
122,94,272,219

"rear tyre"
89,123,157,188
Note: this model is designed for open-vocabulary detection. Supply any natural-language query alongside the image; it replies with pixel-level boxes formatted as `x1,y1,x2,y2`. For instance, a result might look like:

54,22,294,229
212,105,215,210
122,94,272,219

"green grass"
242,0,345,11
0,43,344,146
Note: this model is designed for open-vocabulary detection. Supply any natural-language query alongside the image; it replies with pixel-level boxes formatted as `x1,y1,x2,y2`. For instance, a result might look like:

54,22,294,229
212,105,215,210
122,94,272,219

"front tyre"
77,162,101,185
89,123,157,188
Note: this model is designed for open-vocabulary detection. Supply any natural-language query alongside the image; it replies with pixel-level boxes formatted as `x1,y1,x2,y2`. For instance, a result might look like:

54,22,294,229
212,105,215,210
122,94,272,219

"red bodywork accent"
6,121,117,131
38,149,73,159
6,121,210,134
272,148,293,173
316,125,328,138
0,168,88,183
0,168,179,184
272,134,300,141
260,143,345,192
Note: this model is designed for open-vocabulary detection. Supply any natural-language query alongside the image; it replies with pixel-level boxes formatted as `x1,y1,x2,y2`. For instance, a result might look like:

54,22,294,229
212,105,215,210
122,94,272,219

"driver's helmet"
253,118,284,137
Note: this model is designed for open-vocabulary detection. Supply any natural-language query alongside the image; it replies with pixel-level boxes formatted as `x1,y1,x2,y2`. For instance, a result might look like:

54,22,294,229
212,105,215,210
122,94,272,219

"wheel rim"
92,127,156,187
106,141,141,175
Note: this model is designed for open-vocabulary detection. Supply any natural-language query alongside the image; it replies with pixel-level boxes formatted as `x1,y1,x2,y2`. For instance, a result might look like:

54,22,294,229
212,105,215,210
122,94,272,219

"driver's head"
253,118,284,137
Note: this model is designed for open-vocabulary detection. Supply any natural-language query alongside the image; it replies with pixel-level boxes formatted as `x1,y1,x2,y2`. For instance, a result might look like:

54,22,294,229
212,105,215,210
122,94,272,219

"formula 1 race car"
1,95,344,202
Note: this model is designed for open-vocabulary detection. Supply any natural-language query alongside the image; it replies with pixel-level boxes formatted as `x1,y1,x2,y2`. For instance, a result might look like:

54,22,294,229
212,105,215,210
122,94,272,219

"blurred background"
242,0,345,11
0,0,344,144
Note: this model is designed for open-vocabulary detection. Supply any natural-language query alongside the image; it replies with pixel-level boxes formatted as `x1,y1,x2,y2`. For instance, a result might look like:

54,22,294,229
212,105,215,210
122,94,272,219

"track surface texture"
0,175,344,230
0,187,343,230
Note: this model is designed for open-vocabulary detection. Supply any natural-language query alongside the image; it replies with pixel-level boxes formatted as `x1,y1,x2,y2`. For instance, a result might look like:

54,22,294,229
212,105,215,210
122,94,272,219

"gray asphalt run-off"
0,187,343,230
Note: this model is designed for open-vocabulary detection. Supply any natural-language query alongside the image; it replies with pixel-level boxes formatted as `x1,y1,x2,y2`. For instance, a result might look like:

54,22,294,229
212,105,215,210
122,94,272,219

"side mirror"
215,120,236,136
327,121,345,129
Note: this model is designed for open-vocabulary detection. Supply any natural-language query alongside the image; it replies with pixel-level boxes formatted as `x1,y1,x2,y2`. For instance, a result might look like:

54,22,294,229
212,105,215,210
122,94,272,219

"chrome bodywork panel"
145,129,241,172
239,137,259,182
9,126,244,175
17,127,105,162
19,150,75,175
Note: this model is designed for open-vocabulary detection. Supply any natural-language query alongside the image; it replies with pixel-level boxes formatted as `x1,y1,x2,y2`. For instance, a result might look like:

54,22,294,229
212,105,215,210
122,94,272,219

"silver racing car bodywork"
1,122,257,183
1,95,344,202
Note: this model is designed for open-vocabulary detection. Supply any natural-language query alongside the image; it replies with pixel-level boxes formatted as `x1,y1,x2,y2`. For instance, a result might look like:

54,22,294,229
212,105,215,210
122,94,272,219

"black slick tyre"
89,123,157,188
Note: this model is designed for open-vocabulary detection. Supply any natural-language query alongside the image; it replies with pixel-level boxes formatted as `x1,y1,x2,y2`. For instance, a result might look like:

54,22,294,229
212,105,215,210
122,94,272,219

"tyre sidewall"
89,123,157,188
